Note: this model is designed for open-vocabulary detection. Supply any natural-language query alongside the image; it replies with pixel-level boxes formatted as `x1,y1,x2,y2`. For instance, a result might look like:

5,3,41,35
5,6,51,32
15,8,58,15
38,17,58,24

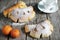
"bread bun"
3,1,35,23
25,20,53,38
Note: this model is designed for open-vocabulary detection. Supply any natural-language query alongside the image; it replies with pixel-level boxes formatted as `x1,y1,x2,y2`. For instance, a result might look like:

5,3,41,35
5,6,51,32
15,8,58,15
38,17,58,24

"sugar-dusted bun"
40,20,53,37
3,1,27,17
8,6,35,22
30,24,42,38
3,1,35,23
24,20,53,38
30,30,41,38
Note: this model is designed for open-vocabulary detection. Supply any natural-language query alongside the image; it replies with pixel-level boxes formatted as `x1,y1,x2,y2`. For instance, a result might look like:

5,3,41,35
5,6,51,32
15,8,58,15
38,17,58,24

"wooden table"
0,0,60,40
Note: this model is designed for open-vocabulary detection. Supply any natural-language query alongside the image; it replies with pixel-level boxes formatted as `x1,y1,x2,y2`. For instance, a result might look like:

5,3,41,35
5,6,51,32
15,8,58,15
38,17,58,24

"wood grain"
46,0,60,40
0,13,12,40
46,11,60,40
0,0,60,40
0,0,17,13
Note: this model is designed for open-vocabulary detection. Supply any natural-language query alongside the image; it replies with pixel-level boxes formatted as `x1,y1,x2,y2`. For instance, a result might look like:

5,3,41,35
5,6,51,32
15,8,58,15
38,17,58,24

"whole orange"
2,25,12,35
10,29,20,38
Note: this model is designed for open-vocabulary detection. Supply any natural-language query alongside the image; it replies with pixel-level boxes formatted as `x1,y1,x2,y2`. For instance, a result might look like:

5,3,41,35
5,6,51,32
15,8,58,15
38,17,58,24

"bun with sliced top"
25,20,53,38
3,1,35,23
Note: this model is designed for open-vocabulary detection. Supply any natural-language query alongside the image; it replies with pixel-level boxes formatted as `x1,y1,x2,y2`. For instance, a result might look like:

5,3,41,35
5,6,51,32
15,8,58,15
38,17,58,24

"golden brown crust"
24,20,53,38
9,16,17,22
45,20,53,32
28,11,35,21
3,4,18,17
25,25,29,33
3,1,35,23
3,1,27,17
17,1,27,8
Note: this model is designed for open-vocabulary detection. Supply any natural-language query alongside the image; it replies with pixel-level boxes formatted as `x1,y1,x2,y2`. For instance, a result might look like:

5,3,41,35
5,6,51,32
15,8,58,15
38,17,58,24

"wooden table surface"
0,0,60,40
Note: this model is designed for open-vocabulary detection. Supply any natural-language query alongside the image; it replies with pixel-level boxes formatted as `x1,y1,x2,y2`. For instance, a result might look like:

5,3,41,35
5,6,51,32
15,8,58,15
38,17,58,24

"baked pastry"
3,1,35,23
3,1,27,17
25,24,36,33
25,20,53,38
